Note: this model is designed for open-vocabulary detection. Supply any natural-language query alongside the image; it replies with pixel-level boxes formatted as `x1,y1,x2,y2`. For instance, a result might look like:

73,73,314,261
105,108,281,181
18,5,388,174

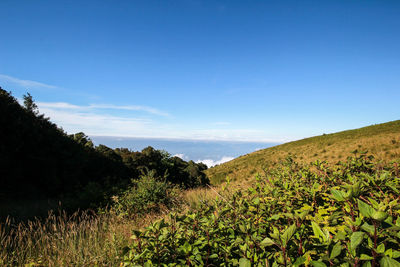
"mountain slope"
206,120,400,184
0,88,131,201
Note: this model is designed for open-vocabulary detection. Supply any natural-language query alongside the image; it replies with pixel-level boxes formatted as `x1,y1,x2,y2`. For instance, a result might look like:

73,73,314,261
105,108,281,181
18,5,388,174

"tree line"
0,87,208,215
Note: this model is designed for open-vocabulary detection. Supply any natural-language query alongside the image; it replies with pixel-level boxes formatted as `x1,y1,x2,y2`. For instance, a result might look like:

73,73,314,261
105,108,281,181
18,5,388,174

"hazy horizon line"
89,134,286,144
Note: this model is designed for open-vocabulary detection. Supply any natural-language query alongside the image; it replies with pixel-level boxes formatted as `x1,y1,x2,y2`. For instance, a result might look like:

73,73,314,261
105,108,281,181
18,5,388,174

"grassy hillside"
206,120,400,184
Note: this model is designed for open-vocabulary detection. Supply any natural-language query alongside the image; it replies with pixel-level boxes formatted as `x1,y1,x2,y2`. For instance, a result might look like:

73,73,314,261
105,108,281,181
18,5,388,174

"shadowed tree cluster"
0,88,130,201
0,88,208,215
116,146,209,188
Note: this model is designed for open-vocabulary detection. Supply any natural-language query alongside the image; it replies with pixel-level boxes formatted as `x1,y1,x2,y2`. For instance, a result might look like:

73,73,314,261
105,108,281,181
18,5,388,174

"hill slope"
206,120,400,184
0,88,131,200
0,88,209,219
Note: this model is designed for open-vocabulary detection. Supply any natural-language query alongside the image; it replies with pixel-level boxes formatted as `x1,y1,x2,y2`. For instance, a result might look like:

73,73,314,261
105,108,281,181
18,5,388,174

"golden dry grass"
0,209,172,266
206,120,400,184
0,189,222,266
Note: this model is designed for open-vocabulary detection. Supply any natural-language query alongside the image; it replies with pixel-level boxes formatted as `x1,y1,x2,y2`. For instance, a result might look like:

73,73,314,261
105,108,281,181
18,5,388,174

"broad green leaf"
260,237,275,247
181,241,192,254
350,231,364,251
294,256,306,266
336,230,347,241
312,221,328,242
380,256,400,267
239,258,251,267
330,243,342,259
270,214,280,220
385,249,393,258
392,250,400,258
282,224,297,246
372,211,388,222
331,189,345,202
311,261,327,267
361,222,375,234
360,254,374,260
377,243,385,254
358,200,375,218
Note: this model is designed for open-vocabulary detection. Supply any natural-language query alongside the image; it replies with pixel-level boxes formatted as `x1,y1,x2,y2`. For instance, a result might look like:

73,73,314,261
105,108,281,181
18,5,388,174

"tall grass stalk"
0,210,141,266
0,190,195,266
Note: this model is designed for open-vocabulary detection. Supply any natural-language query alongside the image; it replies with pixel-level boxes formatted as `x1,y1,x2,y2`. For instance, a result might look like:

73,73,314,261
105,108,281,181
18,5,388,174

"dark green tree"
23,92,38,115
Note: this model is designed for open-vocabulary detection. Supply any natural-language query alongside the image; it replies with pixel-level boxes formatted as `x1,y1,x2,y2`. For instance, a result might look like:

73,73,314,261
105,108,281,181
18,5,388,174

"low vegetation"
123,154,400,266
109,170,182,218
0,171,183,266
1,211,132,266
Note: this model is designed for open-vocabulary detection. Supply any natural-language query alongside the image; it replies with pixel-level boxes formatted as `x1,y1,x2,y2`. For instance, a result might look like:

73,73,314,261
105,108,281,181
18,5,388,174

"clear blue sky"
1,0,399,142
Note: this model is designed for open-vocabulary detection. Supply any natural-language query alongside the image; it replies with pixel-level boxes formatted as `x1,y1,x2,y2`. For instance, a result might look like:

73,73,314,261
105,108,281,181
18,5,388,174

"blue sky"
1,0,399,142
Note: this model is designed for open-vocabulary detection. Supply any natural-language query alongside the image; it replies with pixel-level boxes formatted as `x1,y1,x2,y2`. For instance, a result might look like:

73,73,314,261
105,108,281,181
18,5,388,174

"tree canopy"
0,88,208,216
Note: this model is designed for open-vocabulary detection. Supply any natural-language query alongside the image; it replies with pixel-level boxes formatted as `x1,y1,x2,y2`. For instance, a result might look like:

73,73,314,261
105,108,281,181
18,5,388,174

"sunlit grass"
0,209,171,266
206,120,400,184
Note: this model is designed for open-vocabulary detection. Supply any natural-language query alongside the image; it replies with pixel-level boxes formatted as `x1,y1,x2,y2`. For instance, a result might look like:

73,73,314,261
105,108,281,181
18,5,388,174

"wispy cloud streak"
37,102,169,116
0,74,57,89
36,101,284,142
89,104,169,116
38,106,154,136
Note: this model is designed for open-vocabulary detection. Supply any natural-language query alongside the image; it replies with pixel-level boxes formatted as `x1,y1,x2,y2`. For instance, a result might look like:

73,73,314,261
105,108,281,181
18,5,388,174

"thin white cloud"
89,104,169,116
38,102,82,109
37,101,169,116
36,101,287,142
196,156,235,167
39,106,153,136
0,74,57,89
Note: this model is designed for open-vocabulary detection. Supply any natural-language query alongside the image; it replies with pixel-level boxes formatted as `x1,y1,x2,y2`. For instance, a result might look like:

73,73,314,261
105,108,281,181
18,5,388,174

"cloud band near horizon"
0,74,57,89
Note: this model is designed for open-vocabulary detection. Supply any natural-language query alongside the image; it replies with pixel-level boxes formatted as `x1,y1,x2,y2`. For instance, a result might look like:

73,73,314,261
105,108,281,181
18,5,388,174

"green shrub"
122,154,400,266
111,169,181,218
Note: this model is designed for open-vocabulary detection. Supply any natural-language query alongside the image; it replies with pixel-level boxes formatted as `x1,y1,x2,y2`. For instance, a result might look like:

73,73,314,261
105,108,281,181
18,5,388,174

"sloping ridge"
0,88,130,201
206,120,400,184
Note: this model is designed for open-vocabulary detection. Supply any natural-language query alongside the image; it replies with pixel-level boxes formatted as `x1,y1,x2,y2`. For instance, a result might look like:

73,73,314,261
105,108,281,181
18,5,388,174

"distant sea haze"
90,136,278,167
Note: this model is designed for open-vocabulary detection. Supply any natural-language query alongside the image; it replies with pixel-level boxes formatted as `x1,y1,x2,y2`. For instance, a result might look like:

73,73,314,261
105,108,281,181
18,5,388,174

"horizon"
1,0,399,142
89,134,280,144
90,135,279,167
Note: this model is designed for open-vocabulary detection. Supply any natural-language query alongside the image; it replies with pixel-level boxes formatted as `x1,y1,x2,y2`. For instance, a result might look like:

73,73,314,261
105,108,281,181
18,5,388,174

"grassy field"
206,120,400,184
0,187,220,266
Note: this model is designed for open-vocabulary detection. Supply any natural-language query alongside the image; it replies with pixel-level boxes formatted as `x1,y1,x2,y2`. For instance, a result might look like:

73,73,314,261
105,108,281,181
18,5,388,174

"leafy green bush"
116,147,209,188
122,154,400,266
111,169,181,218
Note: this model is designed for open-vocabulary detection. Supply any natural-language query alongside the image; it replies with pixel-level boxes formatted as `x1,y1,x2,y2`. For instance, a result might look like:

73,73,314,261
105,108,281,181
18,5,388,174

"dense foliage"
116,147,209,189
123,154,400,266
109,169,181,218
0,88,208,218
0,88,130,201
